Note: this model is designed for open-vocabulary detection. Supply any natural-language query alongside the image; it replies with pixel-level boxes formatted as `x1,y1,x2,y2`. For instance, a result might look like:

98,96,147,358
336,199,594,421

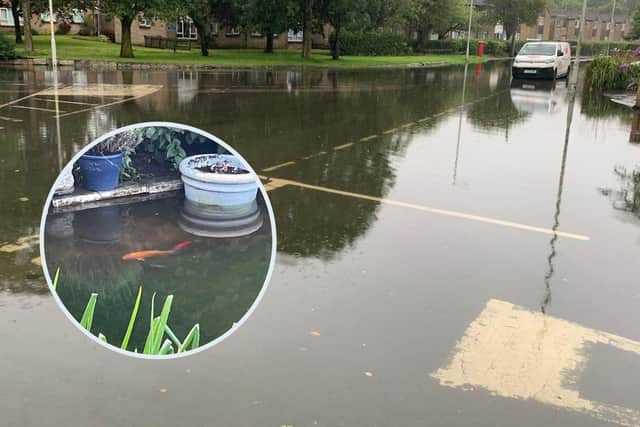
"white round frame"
39,122,278,360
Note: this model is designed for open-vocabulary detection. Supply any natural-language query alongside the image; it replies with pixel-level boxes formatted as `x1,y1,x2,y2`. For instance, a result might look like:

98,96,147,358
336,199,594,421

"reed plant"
53,270,200,355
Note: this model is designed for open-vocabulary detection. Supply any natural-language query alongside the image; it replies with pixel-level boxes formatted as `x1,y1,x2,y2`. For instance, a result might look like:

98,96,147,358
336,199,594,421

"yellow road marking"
0,115,22,122
37,84,162,97
262,161,297,172
382,127,399,135
400,123,414,129
333,142,354,151
34,97,99,106
10,105,65,113
55,94,152,119
262,178,290,192
359,134,379,142
432,299,640,427
0,234,39,253
260,177,589,241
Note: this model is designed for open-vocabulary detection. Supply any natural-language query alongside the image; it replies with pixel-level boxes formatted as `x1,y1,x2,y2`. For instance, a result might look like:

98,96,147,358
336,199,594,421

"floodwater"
44,195,272,352
0,62,639,426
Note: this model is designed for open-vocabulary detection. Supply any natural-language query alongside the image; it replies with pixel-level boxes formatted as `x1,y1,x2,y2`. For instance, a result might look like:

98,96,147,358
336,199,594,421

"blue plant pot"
78,152,123,191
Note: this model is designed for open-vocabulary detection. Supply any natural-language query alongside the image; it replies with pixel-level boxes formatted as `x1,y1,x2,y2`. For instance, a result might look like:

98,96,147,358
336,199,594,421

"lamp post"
569,0,588,92
606,0,617,56
48,0,57,69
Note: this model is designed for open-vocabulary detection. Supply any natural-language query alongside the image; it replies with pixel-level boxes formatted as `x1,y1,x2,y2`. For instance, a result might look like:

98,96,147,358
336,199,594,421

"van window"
519,43,556,55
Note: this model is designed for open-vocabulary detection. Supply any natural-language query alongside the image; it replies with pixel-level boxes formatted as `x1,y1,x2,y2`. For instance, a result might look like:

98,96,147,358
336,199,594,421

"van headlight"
544,58,555,63
514,58,521,63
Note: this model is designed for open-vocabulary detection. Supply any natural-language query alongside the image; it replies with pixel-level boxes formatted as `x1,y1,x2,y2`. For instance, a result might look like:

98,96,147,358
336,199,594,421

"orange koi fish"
122,241,192,261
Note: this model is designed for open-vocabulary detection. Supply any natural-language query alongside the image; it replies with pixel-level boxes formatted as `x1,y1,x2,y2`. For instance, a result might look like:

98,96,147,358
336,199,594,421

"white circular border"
39,121,278,360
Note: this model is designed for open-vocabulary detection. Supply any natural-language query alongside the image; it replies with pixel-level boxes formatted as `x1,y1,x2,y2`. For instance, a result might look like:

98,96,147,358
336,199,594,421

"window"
71,9,84,24
139,16,152,28
537,16,544,26
606,22,611,30
251,31,263,37
41,11,56,23
177,17,197,39
226,27,240,36
0,8,13,26
210,22,218,35
288,29,303,42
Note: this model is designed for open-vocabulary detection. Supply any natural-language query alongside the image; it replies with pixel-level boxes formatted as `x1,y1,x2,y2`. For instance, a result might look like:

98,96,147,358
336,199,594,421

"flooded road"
1,62,639,426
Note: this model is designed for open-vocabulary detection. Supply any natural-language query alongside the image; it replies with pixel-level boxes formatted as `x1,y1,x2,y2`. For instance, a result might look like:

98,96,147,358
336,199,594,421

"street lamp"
48,0,57,69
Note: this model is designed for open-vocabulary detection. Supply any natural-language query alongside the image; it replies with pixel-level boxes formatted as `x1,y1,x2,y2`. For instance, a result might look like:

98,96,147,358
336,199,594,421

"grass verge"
16,35,487,68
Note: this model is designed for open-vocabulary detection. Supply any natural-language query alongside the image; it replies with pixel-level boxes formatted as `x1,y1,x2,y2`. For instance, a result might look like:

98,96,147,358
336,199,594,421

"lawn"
16,35,486,68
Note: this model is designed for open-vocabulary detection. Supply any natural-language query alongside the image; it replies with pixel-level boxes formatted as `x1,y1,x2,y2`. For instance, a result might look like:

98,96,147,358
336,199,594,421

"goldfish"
122,241,191,261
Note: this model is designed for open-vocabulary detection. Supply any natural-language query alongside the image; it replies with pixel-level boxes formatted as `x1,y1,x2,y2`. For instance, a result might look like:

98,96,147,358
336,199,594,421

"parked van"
512,42,571,79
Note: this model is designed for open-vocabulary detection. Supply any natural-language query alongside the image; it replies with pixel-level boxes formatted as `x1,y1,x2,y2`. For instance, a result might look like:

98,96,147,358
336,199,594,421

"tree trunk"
265,32,274,53
416,29,429,50
330,25,340,60
510,35,516,57
119,16,134,58
193,19,209,56
302,0,313,58
22,0,32,51
10,1,21,44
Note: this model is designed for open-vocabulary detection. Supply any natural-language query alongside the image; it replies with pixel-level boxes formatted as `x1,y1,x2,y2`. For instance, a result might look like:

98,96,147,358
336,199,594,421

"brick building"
113,16,330,49
518,10,632,42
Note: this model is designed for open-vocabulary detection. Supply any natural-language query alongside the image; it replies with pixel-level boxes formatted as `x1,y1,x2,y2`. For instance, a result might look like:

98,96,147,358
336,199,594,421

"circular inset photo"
40,122,276,358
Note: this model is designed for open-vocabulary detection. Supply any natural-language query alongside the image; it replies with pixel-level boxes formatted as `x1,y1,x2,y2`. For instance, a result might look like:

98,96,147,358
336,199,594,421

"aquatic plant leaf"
80,293,98,332
98,333,107,343
143,294,173,354
121,286,142,350
164,325,182,349
52,267,60,291
158,339,174,355
178,324,200,353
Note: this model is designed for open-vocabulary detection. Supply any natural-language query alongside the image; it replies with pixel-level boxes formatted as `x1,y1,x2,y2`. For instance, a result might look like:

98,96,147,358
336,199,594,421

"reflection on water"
43,195,272,350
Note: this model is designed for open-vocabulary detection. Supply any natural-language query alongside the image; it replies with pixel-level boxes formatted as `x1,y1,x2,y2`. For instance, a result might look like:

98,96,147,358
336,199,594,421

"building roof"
548,10,628,23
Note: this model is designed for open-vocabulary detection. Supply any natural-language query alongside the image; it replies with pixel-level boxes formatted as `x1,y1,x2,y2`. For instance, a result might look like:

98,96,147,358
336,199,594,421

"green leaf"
80,293,98,332
121,286,142,351
164,324,183,348
158,339,174,355
52,267,60,291
178,324,200,353
98,333,108,343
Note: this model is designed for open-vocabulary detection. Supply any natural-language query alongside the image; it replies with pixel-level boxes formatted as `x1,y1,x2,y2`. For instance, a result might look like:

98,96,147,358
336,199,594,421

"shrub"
334,31,410,56
585,53,640,91
413,39,515,57
56,21,71,35
0,32,17,60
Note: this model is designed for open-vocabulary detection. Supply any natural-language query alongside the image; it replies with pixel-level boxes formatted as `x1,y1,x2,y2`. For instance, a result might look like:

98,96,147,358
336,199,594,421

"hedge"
332,31,410,56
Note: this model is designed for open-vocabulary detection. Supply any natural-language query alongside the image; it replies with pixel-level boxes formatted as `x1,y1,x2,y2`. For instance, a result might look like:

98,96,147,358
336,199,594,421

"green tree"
404,0,467,48
318,0,362,59
96,0,159,57
485,0,545,55
245,0,296,53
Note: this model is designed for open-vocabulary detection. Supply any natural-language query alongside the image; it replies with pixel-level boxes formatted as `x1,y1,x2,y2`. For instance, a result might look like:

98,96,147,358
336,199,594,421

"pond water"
43,194,272,352
1,62,639,426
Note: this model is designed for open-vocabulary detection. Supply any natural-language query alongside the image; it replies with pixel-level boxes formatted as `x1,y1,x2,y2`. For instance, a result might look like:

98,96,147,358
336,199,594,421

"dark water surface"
1,62,639,426
44,196,272,352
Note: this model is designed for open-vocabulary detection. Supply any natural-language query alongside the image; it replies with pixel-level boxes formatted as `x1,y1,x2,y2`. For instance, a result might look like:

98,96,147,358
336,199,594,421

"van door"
562,43,571,75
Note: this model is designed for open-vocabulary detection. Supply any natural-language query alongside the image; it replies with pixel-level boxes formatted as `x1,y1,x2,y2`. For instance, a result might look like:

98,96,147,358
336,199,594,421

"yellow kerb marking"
432,299,640,427
382,127,399,135
333,142,354,151
400,123,414,129
359,134,379,142
0,234,39,253
262,161,296,172
260,177,589,241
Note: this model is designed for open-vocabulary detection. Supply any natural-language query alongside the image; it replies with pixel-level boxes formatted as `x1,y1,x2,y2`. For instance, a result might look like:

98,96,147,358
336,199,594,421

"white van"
512,42,571,79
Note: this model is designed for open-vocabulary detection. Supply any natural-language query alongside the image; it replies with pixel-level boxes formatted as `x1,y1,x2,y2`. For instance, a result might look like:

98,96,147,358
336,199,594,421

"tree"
10,0,22,43
245,0,296,53
318,0,361,59
22,0,33,51
97,0,159,57
404,0,467,49
301,0,312,58
484,0,545,55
